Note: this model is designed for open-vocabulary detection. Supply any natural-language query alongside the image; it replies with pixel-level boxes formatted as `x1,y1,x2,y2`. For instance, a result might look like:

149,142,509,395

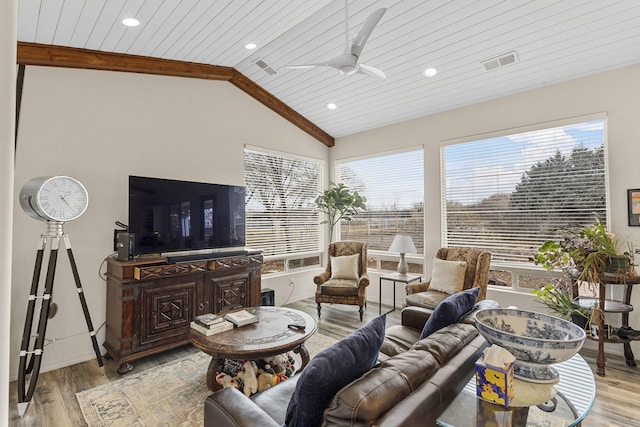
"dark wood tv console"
104,251,262,373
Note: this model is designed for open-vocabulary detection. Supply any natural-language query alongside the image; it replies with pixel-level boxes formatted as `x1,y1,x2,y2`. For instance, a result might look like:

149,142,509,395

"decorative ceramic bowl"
474,308,586,383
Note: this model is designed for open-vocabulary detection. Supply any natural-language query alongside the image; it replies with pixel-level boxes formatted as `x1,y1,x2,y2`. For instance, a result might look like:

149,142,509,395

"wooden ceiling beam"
16,42,334,147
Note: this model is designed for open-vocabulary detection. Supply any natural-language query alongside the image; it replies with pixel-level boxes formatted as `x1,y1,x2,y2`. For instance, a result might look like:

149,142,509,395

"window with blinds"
442,119,607,263
337,149,424,253
244,148,323,259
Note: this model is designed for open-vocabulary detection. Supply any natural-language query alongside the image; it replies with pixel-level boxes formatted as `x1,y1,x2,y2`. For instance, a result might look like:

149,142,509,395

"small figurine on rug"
256,368,275,392
215,372,239,389
237,360,259,397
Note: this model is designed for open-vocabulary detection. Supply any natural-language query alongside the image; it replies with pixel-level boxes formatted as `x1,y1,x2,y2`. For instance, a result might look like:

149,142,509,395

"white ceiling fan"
284,1,387,79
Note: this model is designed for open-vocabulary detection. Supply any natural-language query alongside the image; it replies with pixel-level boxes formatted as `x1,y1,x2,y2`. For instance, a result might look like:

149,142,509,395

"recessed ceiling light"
245,43,257,50
327,103,337,110
424,67,437,77
122,18,140,27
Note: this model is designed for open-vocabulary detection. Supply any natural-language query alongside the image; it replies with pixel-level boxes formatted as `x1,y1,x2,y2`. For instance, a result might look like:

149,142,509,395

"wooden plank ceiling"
16,0,640,145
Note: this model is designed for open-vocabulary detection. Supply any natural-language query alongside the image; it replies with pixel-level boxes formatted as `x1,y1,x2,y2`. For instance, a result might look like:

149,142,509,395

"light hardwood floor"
7,298,640,426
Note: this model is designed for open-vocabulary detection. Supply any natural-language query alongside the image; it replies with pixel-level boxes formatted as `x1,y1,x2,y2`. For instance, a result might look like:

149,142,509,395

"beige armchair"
315,241,369,321
405,247,491,311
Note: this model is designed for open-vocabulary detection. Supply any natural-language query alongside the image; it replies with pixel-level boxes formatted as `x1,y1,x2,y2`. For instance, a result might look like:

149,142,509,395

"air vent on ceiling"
254,59,277,75
481,51,518,72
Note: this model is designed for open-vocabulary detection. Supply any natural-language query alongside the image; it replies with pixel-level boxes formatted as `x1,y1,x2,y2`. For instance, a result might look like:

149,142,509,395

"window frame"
244,146,325,275
335,146,425,273
440,114,609,291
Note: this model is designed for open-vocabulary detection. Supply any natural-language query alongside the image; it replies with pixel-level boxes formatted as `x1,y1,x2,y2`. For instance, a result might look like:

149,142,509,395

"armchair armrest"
357,272,370,288
405,281,430,295
204,388,280,427
313,271,331,286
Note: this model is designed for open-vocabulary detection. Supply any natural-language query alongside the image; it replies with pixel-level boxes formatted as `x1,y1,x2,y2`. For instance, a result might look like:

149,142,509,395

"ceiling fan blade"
283,62,329,69
358,63,386,80
350,8,386,58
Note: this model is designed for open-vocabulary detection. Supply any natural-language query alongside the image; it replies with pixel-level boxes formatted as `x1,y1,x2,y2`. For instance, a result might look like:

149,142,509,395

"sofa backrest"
322,323,482,426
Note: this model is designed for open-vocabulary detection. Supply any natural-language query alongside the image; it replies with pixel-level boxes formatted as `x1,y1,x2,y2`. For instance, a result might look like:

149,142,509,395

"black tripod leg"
17,238,46,406
18,238,58,415
64,235,104,368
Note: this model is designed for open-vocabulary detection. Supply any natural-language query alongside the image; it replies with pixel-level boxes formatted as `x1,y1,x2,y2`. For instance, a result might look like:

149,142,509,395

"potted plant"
534,218,633,331
315,183,367,242
534,218,631,284
532,281,591,329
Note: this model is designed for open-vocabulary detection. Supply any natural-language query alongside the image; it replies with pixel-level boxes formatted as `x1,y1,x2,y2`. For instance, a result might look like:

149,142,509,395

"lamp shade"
388,234,417,254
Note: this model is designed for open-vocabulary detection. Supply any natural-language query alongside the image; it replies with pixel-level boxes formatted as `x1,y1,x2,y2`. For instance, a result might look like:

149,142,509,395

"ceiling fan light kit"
285,3,387,80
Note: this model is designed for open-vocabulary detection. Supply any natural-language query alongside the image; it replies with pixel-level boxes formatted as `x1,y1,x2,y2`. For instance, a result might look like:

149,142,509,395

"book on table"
194,313,225,328
190,320,234,336
224,310,259,327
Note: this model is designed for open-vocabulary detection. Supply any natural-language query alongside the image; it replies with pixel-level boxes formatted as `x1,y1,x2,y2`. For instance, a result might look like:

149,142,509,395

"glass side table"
437,353,596,427
378,272,422,315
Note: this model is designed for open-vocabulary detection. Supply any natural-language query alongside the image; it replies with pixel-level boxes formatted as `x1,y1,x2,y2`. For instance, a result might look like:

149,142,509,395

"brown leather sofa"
203,301,497,427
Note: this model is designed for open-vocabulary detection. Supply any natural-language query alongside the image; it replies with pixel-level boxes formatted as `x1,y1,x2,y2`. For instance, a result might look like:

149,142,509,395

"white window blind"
442,119,607,263
337,149,424,253
244,148,323,257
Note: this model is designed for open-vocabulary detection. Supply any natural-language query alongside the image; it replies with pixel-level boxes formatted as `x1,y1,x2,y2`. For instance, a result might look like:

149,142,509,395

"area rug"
76,333,337,426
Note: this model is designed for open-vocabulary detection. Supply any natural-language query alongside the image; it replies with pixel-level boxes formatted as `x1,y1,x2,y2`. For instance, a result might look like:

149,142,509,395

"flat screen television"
128,176,246,257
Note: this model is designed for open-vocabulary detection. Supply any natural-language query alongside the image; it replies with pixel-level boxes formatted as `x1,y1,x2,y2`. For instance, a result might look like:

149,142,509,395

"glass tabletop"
437,353,596,427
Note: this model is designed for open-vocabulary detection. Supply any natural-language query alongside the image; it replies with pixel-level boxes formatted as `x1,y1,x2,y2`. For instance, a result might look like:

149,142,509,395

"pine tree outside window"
442,119,607,275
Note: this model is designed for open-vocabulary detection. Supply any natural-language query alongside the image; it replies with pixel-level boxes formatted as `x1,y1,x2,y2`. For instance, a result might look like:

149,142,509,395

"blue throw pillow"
420,287,479,339
284,314,386,427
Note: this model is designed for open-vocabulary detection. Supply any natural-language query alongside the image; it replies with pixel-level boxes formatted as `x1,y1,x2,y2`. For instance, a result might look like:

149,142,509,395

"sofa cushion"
405,288,449,310
284,315,386,427
323,347,439,426
325,323,483,426
429,258,467,294
319,279,359,296
330,254,360,280
420,287,479,339
379,325,421,357
414,323,479,365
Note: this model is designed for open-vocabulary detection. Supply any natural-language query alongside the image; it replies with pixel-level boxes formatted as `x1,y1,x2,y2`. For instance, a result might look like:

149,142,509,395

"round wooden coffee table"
189,306,317,391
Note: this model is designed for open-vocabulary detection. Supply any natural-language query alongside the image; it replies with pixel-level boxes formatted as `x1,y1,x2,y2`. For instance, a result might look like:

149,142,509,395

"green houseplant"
534,218,631,284
315,183,367,242
534,218,633,330
532,282,591,328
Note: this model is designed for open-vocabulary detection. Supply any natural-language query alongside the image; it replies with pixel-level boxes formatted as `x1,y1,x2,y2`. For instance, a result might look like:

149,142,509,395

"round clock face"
20,176,89,222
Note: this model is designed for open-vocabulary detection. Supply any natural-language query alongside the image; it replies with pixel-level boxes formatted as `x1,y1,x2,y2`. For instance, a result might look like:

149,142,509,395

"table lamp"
389,234,417,276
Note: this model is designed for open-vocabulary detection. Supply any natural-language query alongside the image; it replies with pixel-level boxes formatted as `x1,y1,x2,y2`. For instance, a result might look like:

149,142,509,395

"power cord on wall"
98,252,116,281
282,279,296,306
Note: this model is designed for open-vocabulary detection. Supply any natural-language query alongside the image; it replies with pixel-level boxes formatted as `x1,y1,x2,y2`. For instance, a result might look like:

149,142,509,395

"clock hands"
59,194,74,209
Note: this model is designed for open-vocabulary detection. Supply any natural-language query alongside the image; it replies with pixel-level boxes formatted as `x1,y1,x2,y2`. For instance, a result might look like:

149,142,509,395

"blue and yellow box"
475,356,514,407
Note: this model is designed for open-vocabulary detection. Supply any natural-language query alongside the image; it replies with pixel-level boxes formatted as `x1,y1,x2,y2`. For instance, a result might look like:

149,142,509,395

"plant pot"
570,313,588,330
591,324,614,340
604,256,630,276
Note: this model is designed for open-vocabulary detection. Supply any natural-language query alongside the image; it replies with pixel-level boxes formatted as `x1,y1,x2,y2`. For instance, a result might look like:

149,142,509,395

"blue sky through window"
444,120,604,205
339,150,424,210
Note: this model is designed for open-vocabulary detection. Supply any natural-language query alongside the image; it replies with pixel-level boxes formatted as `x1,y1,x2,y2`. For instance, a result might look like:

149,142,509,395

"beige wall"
333,64,640,355
10,66,328,378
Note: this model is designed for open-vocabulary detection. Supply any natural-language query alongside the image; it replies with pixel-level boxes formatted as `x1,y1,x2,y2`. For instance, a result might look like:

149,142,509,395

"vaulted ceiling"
17,0,640,142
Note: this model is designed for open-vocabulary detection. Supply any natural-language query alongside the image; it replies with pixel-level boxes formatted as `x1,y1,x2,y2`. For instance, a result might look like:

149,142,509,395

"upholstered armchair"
315,241,369,321
405,247,491,311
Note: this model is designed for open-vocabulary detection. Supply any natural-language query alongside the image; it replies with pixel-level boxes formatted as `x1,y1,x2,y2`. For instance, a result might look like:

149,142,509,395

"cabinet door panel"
139,276,199,346
209,272,250,313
